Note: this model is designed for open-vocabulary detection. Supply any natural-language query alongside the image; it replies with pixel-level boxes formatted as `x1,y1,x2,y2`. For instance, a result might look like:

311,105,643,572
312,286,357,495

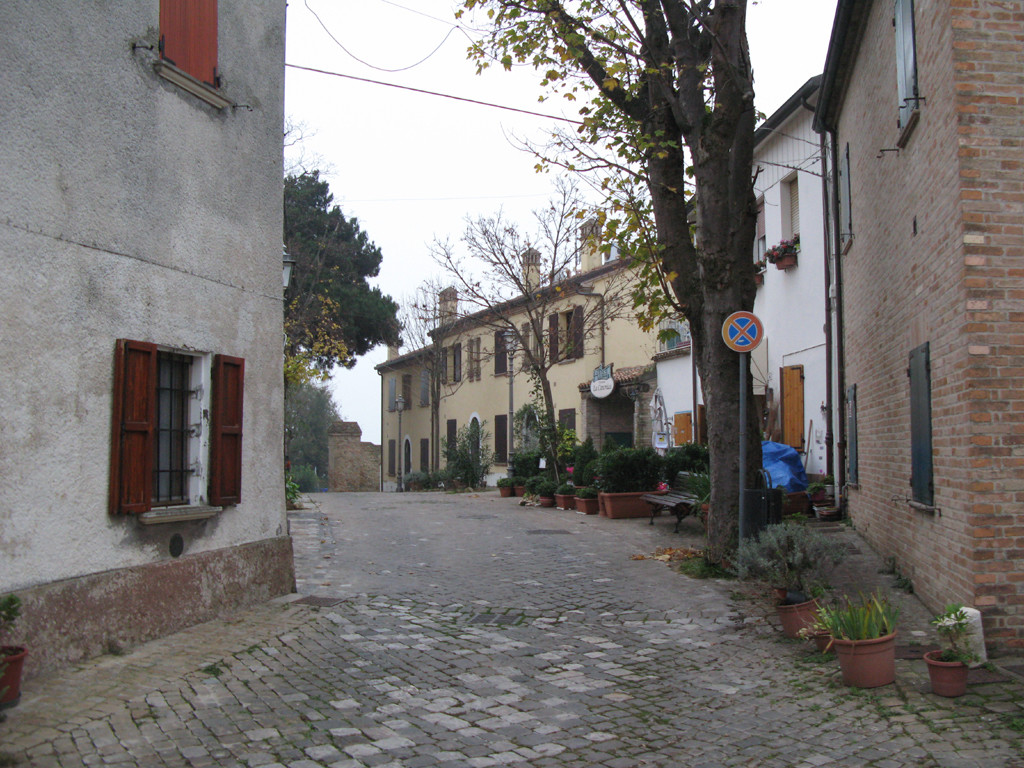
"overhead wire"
284,63,583,125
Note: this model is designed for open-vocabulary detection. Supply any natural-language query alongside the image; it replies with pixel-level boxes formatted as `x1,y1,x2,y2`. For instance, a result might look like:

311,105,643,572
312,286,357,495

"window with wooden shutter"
494,331,507,375
895,0,919,129
755,198,766,261
387,376,396,411
209,354,244,506
559,408,577,432
420,438,430,472
909,343,933,505
846,384,858,485
419,369,430,407
402,373,413,405
387,439,396,476
494,414,508,464
110,340,158,514
440,347,448,384
780,365,805,451
548,313,559,363
789,179,800,238
452,343,462,382
571,305,584,359
446,419,457,461
160,0,219,87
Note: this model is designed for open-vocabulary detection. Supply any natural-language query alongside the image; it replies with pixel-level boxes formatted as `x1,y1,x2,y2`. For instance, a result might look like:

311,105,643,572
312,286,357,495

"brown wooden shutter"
210,354,244,505
571,305,584,359
440,346,448,383
780,365,804,451
672,412,693,446
494,414,508,464
756,199,765,239
160,0,219,87
549,313,559,363
387,439,396,476
110,339,157,514
494,331,507,375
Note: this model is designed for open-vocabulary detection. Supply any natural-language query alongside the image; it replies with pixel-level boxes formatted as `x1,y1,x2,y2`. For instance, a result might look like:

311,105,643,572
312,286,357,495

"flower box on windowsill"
773,253,797,270
766,235,799,271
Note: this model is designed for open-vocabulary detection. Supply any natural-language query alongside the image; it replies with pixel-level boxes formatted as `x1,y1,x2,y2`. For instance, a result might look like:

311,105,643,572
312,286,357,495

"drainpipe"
378,370,384,492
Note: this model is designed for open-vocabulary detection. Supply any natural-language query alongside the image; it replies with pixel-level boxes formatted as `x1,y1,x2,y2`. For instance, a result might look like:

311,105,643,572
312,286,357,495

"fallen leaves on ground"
632,546,704,562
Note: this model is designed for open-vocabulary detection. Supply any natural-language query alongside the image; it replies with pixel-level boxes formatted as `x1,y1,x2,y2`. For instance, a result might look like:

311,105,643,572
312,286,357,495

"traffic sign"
722,311,764,352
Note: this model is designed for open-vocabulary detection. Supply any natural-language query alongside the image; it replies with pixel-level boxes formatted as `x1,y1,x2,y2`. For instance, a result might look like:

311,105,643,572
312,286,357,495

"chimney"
386,345,400,361
579,217,603,273
438,286,458,324
521,248,541,291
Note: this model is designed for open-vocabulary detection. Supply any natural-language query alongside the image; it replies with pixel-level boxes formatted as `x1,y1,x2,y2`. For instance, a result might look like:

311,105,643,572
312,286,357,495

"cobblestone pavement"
3,491,1024,767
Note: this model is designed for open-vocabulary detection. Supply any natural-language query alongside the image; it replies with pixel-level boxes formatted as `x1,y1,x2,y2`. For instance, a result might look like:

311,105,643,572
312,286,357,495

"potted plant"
924,604,977,697
404,471,429,492
536,479,557,508
766,234,799,270
574,486,599,514
733,522,846,638
596,447,664,518
0,594,26,709
555,482,575,509
754,257,767,285
816,592,900,688
511,476,527,496
496,477,514,498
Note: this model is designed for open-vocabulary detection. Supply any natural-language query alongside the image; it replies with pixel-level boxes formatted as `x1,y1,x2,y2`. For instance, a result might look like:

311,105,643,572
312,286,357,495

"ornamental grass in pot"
925,604,977,697
816,592,899,688
733,522,846,638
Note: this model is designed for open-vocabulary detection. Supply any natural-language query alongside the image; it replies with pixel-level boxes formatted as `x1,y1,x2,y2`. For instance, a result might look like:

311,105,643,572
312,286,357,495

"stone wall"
328,422,380,492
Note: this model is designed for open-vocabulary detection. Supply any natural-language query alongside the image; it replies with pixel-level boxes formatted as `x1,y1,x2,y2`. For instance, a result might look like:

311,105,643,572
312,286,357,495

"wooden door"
780,365,805,450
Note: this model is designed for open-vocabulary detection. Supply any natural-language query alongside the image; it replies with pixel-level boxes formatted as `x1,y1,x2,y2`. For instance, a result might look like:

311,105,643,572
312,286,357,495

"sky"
284,0,840,444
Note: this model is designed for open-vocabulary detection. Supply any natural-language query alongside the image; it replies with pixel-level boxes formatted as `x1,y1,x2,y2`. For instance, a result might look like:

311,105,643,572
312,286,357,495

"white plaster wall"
0,2,287,591
655,95,829,474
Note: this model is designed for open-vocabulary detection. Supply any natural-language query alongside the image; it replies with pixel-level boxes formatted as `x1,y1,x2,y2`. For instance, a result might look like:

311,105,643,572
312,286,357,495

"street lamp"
504,329,518,479
395,394,406,492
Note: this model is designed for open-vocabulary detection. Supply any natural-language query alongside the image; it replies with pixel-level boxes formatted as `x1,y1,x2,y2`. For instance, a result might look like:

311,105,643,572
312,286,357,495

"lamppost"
504,329,518,479
395,394,406,492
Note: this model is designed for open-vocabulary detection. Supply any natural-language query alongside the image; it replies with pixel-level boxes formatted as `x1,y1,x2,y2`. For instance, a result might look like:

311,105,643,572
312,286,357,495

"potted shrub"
511,476,527,497
574,486,599,514
596,447,664,518
404,471,429,492
0,594,26,710
733,522,846,638
924,604,977,697
496,477,514,497
816,592,900,688
523,475,546,498
536,479,558,508
555,482,575,509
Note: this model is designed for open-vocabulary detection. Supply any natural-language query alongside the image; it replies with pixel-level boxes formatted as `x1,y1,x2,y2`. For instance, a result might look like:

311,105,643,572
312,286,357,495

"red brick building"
816,0,1024,651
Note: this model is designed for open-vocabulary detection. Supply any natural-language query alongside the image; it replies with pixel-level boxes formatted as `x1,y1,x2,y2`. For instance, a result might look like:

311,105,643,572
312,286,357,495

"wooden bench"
642,471,703,533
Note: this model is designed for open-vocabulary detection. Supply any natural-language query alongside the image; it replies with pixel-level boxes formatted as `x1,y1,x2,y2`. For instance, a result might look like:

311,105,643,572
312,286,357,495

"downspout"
378,370,385,492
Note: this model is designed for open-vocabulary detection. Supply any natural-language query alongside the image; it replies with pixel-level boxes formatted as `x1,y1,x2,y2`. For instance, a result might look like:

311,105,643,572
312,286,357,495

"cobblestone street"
3,491,1023,767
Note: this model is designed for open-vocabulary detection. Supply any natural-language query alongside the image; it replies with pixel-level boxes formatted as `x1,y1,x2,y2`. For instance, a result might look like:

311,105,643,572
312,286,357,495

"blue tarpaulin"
761,441,808,493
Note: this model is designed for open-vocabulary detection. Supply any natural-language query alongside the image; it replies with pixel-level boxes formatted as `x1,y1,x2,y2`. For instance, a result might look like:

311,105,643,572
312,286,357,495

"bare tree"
430,179,632,480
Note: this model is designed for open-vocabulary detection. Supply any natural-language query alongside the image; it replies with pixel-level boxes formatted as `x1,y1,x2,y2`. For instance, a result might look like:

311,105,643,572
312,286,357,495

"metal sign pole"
738,351,748,540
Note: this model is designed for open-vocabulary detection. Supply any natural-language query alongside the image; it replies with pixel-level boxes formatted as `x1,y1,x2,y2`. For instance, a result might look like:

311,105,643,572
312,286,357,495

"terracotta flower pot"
812,632,833,654
539,496,555,508
924,651,969,698
575,497,599,515
599,490,665,519
499,486,513,498
832,633,897,688
777,598,820,640
774,253,797,270
554,493,574,509
0,646,28,709
513,486,525,497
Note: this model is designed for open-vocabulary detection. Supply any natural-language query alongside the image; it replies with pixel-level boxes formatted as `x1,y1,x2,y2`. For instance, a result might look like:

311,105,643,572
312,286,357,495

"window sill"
154,60,233,109
139,505,222,525
909,500,938,515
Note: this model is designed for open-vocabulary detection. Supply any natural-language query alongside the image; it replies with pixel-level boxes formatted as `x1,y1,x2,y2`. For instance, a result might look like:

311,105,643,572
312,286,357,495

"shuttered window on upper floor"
160,0,219,87
908,342,933,506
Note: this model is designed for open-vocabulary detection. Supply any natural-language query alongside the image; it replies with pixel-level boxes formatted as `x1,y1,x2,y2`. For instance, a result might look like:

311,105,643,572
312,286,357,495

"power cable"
285,63,583,125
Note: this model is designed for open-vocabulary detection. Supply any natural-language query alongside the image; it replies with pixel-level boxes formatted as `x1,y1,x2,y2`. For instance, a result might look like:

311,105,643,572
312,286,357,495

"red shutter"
160,0,219,87
549,314,559,363
210,354,244,505
571,305,584,359
110,340,157,515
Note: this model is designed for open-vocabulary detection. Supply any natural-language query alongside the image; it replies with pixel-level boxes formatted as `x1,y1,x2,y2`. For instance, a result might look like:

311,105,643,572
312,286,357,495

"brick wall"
327,422,380,492
837,0,1024,651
